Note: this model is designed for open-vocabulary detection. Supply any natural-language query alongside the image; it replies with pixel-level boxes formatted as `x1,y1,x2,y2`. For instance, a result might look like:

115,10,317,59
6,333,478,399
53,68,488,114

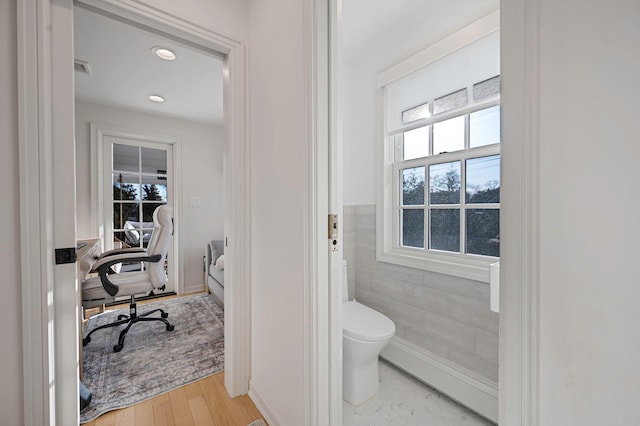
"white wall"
0,0,24,424
537,0,640,424
248,0,306,424
343,60,378,205
75,100,224,294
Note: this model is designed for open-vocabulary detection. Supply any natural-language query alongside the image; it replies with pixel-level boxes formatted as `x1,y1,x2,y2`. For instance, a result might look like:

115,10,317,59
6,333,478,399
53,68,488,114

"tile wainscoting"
343,205,499,384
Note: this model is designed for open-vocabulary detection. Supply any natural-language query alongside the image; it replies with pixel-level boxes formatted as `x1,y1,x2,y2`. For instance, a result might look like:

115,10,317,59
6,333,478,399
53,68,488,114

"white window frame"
91,123,183,294
376,13,500,283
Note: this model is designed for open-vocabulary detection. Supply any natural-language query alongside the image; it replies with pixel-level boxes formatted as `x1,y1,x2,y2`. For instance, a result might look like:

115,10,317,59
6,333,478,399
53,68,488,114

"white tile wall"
343,205,499,383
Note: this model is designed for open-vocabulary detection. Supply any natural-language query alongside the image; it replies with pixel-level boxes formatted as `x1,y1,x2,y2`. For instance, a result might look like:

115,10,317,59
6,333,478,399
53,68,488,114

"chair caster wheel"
161,312,169,318
117,314,127,320
83,337,90,346
166,325,174,331
113,344,123,352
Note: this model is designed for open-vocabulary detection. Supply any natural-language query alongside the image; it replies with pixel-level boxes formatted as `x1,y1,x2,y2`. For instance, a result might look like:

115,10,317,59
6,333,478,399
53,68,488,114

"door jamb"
499,0,540,424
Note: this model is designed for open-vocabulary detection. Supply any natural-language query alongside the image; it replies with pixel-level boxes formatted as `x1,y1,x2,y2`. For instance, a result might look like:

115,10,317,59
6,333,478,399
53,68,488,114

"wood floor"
84,371,265,426
84,294,265,425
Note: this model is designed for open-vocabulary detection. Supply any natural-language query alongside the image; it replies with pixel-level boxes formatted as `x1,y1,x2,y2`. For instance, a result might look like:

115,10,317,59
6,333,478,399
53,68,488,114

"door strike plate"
328,214,338,251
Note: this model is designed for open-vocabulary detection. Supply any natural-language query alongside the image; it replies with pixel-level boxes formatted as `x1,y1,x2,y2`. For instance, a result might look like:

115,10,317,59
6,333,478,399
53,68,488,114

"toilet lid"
343,301,396,342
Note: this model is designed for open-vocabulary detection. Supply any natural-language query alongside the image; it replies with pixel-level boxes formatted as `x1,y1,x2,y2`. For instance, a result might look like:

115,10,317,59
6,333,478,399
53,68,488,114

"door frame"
17,0,250,423
499,0,541,424
91,124,182,294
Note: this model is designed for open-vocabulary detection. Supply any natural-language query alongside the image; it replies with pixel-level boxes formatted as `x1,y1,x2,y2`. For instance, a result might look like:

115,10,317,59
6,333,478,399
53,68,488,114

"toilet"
342,260,395,405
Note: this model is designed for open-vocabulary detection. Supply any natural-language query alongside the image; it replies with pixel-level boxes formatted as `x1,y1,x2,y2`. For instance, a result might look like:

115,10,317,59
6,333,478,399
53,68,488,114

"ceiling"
74,6,223,126
74,1,498,126
342,0,499,63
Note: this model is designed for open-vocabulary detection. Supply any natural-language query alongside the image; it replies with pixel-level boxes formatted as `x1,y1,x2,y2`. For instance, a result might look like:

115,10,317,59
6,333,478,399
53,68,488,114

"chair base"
83,295,174,352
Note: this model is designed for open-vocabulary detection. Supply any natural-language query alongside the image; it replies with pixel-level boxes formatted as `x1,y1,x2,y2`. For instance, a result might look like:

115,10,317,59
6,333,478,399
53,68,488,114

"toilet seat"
343,301,395,342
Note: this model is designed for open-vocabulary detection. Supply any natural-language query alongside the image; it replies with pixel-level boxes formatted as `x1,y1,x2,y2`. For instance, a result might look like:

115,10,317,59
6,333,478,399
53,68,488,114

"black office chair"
82,205,175,352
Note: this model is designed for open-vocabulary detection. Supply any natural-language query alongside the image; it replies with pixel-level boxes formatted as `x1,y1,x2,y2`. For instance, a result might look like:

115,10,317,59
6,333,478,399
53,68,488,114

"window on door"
104,136,173,286
111,143,169,249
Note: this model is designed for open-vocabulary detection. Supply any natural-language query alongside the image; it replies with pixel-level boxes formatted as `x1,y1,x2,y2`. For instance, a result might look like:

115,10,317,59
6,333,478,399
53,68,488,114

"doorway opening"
17,0,250,421
338,1,500,424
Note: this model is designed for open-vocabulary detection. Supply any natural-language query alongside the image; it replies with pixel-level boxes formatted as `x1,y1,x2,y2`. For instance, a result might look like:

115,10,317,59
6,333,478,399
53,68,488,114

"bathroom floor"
343,359,495,426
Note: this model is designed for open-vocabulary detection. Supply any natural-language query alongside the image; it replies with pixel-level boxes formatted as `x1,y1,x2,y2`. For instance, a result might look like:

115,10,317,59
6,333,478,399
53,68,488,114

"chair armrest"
91,252,162,273
98,247,146,259
91,253,163,297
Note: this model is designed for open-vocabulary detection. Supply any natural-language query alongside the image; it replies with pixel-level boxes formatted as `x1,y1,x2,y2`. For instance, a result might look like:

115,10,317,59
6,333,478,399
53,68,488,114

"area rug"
80,293,224,423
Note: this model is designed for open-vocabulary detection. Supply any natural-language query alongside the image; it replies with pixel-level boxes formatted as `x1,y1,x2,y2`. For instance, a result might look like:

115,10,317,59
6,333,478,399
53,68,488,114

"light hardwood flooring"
83,372,265,426
84,293,265,425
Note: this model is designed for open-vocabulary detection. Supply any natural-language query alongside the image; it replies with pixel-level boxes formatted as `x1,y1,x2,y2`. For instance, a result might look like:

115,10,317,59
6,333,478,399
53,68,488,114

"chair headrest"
153,205,173,227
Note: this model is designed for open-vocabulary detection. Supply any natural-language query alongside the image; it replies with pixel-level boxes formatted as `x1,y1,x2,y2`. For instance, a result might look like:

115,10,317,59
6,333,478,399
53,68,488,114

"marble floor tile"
343,359,495,426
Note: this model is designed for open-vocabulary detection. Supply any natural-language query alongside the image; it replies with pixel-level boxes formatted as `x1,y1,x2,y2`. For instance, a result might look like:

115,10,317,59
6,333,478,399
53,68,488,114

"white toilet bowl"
341,261,395,405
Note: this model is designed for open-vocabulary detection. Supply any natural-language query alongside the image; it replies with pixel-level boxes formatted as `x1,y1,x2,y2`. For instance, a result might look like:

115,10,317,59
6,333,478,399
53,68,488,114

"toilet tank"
342,259,349,302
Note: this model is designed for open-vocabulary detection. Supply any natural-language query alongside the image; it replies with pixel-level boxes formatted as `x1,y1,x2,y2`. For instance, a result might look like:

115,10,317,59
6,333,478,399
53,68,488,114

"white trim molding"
222,41,251,397
500,0,540,424
376,10,500,88
17,0,56,424
305,0,334,424
382,337,498,423
90,122,183,293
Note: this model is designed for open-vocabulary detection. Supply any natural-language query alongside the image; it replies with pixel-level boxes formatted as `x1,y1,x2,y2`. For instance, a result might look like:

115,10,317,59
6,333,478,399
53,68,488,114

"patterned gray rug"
80,293,224,423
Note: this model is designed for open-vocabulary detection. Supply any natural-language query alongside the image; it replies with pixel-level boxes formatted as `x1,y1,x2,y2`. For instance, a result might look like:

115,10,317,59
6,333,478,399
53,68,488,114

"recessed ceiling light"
148,95,165,103
152,47,176,61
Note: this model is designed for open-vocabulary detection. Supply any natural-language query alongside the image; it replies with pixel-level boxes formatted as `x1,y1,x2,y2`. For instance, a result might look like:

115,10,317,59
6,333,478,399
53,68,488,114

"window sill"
376,247,494,283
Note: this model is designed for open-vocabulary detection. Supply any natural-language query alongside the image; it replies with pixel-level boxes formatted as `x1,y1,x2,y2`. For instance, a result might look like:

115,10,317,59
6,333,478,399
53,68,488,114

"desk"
77,238,101,378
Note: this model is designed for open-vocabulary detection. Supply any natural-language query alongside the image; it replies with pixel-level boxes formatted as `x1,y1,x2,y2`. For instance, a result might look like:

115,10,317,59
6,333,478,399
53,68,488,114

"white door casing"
303,0,339,423
94,127,180,294
328,0,344,423
499,0,541,424
18,0,250,424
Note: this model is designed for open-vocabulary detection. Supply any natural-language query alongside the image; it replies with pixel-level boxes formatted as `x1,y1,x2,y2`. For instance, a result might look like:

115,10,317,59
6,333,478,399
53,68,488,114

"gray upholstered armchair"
81,205,175,352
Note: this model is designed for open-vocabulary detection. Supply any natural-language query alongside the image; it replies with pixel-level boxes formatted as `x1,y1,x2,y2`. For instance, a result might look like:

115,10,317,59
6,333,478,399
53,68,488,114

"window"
111,142,169,249
395,104,500,258
378,28,500,282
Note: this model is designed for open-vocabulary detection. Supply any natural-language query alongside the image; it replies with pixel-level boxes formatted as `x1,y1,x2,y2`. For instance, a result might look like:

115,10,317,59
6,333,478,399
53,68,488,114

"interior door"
103,135,175,293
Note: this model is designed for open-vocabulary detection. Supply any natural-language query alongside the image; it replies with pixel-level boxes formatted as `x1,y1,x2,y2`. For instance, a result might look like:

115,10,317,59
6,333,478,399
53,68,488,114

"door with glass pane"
104,135,174,293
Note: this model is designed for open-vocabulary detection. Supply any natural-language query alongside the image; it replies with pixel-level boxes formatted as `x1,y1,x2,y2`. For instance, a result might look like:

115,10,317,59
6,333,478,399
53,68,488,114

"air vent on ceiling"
74,59,92,75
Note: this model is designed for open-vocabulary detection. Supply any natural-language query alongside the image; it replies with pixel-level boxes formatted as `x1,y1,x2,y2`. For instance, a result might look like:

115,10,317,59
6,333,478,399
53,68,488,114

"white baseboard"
248,379,279,426
381,336,498,424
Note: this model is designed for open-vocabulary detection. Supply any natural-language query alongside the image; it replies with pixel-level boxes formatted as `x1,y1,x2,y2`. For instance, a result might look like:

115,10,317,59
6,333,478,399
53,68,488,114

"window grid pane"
466,155,500,203
402,126,430,160
113,144,139,172
466,208,500,257
470,105,501,148
473,75,500,101
402,167,425,205
433,116,465,154
429,209,460,252
429,161,460,205
402,102,430,124
402,209,425,248
433,88,468,115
